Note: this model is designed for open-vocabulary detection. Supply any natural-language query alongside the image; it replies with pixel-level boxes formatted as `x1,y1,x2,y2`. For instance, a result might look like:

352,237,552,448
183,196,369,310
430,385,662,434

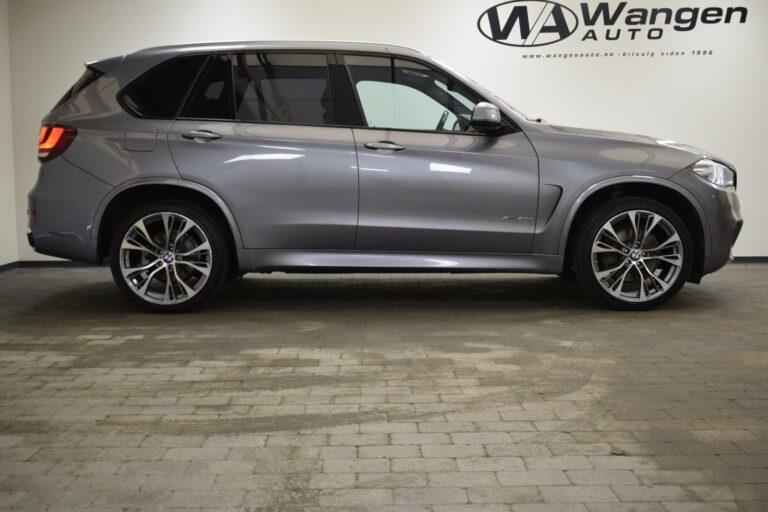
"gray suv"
28,42,742,312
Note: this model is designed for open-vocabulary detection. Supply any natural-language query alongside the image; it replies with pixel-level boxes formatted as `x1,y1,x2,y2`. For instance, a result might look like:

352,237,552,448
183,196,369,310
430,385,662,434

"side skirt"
236,250,564,274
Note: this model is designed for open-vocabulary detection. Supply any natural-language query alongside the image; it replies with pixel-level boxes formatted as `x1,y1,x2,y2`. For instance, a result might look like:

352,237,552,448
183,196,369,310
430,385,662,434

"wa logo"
478,0,579,47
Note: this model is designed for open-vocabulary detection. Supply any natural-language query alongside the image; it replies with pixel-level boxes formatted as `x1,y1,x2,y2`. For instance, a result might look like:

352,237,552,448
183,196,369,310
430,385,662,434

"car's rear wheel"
109,201,230,313
572,197,693,310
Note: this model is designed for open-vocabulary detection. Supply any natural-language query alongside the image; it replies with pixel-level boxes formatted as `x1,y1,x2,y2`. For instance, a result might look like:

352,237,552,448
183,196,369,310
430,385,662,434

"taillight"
38,124,77,162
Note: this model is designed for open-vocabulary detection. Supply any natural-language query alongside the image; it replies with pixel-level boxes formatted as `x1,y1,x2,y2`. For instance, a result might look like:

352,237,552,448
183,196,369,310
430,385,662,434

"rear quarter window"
54,67,104,109
120,54,207,118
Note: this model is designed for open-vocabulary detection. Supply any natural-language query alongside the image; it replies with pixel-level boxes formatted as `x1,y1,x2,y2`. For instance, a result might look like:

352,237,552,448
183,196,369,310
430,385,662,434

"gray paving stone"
329,434,389,446
539,485,618,503
436,505,510,512
660,503,739,512
422,444,486,458
458,457,525,472
524,456,593,470
319,488,393,506
324,458,389,473
468,486,542,504
566,469,640,485
391,458,457,472
361,422,418,434
308,473,355,489
428,471,498,487
357,472,427,488
513,505,588,512
359,445,421,459
585,504,664,512
212,473,281,489
497,470,570,486
611,484,693,502
165,490,244,507
395,487,468,504
391,432,450,445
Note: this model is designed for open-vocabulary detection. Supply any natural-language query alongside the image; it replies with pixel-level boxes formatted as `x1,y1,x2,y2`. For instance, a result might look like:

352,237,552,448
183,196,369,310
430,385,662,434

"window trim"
117,49,521,135
337,51,519,137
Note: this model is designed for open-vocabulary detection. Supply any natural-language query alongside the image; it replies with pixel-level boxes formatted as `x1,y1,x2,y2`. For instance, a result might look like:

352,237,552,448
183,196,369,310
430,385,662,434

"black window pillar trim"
175,54,217,119
328,52,365,127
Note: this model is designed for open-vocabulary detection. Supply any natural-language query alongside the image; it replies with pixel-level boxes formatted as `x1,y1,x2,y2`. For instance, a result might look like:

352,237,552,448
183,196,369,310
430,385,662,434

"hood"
532,123,733,170
548,124,660,145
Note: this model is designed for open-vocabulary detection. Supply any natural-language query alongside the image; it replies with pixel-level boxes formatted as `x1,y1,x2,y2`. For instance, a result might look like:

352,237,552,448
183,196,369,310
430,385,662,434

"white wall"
0,0,16,266
8,0,768,259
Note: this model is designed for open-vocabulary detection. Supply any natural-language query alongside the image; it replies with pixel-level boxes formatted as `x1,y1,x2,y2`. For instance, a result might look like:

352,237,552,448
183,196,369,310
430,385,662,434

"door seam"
351,128,361,250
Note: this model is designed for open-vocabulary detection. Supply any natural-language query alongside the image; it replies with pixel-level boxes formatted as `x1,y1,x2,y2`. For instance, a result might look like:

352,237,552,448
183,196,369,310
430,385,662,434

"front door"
343,54,539,254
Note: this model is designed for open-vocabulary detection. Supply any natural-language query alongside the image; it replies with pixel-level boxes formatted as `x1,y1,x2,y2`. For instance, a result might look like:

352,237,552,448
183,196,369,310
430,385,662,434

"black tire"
109,201,231,313
558,265,576,281
571,197,693,311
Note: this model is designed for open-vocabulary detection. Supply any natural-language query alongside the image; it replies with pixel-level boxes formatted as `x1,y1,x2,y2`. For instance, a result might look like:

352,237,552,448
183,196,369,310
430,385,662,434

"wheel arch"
94,180,243,267
560,177,710,283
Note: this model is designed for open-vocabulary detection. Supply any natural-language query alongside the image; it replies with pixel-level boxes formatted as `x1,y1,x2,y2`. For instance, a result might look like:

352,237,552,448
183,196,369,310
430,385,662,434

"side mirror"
471,102,503,132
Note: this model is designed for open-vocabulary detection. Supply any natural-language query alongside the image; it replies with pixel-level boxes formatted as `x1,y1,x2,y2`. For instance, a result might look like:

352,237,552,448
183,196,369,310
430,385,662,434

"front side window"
233,53,333,125
121,54,207,118
344,55,482,133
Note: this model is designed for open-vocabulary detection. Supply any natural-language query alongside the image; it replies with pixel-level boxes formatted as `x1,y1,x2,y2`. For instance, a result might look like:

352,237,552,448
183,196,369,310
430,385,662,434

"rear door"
168,52,358,250
342,54,539,254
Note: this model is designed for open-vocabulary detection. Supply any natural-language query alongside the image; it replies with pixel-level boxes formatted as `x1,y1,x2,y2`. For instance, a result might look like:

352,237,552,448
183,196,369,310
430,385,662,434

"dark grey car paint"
352,128,538,253
169,120,359,250
28,41,742,279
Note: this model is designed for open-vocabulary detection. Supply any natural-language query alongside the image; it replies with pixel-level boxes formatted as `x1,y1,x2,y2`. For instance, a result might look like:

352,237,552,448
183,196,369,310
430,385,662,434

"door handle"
182,130,222,142
364,141,406,152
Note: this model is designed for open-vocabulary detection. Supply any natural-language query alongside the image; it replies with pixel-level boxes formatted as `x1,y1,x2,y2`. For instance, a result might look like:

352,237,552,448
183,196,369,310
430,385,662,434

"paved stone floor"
0,264,767,511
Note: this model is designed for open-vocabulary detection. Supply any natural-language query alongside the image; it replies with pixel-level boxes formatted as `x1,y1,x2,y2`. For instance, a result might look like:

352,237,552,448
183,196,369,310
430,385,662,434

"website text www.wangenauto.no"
521,49,714,60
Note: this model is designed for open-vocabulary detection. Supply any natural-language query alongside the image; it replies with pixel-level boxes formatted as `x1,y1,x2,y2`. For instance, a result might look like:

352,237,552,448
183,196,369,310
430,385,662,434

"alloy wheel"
118,212,212,305
591,209,684,303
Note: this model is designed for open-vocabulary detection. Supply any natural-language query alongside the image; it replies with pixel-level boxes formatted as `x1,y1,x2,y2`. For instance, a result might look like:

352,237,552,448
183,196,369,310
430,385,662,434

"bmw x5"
28,42,743,312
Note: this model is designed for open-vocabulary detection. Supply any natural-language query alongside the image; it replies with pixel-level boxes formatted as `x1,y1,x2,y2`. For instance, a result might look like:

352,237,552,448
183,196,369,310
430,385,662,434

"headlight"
690,159,735,188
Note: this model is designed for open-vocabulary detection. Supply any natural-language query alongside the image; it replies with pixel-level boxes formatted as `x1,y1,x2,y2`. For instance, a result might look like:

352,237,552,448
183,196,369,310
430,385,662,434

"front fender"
557,175,711,256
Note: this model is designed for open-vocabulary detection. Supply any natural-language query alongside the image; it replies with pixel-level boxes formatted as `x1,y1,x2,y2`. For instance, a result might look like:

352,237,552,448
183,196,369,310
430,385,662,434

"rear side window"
182,55,234,120
233,53,333,125
121,55,207,118
54,67,104,109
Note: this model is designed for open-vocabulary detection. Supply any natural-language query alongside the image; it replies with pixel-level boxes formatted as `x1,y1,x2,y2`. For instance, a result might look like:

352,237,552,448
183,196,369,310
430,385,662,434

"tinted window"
233,53,333,125
55,67,103,109
182,55,234,119
122,55,207,118
344,55,482,132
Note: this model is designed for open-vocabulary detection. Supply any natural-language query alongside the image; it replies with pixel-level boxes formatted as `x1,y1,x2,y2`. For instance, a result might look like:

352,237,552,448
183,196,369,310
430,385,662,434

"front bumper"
671,170,742,276
28,157,111,264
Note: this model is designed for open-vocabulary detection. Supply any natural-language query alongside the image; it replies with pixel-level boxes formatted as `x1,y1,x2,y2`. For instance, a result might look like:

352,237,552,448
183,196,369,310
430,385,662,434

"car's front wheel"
572,197,693,310
109,201,230,313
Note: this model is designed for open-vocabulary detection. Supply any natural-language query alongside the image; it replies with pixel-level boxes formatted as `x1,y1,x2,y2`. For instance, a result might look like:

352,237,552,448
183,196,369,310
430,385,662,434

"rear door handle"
364,141,406,152
182,130,222,142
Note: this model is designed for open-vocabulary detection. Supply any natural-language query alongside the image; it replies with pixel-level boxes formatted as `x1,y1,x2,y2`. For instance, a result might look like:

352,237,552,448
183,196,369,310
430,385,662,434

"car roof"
85,41,431,83
130,40,426,59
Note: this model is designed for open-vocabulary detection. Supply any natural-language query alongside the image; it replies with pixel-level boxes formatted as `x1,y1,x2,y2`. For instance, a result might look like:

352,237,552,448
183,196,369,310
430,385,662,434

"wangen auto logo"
478,2,749,47
478,0,579,47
